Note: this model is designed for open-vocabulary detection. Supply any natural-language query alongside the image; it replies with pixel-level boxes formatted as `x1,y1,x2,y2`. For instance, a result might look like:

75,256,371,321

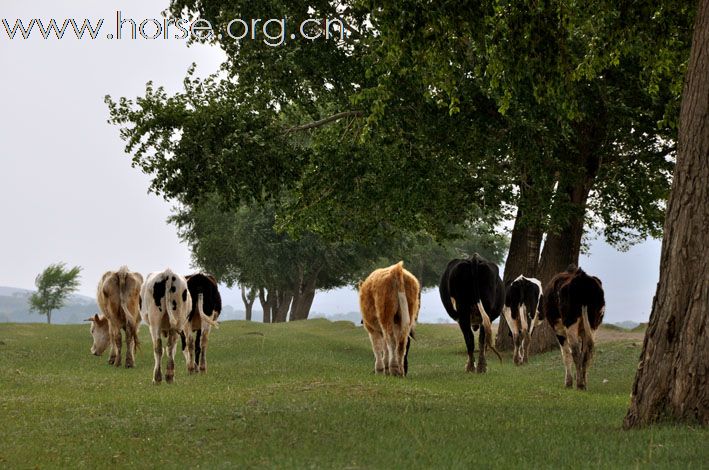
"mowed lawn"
0,320,706,469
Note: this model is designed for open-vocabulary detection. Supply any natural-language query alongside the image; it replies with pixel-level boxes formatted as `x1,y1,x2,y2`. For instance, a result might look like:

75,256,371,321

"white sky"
0,0,661,324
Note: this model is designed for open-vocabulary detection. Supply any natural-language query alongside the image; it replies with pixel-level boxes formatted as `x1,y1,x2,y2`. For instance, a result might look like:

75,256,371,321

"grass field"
0,320,706,469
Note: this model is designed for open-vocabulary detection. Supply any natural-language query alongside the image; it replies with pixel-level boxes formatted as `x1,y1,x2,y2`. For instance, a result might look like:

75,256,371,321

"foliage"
170,195,388,290
0,321,707,467
375,223,508,289
106,1,692,257
28,263,81,323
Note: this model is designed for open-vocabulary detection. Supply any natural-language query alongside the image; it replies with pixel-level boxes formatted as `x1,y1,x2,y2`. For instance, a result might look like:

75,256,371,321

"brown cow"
87,266,143,368
542,266,605,390
359,261,420,377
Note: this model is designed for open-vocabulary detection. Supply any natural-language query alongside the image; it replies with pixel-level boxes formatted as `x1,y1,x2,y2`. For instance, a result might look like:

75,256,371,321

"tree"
240,285,257,321
624,0,708,428
28,263,82,324
169,195,383,322
107,2,690,352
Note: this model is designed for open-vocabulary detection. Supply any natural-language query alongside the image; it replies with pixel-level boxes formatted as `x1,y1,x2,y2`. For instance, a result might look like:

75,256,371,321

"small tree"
29,263,82,324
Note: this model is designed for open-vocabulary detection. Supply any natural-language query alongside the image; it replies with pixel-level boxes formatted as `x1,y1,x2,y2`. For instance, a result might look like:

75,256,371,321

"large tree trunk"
272,290,293,323
46,310,52,324
624,1,709,428
496,205,543,350
241,285,256,321
258,287,272,323
289,266,321,321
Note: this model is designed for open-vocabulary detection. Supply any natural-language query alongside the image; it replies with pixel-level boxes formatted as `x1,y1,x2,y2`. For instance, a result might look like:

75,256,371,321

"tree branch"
285,110,363,133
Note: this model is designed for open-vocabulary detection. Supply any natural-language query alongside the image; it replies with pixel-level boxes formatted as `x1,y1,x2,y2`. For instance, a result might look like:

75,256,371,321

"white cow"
140,269,194,384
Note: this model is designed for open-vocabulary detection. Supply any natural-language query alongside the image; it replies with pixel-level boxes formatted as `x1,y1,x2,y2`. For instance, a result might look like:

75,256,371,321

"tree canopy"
29,263,82,324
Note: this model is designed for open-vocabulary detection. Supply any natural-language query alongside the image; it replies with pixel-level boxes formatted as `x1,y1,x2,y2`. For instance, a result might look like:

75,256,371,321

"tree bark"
258,287,272,323
289,266,321,321
241,285,256,321
272,290,293,323
624,0,709,428
47,310,52,324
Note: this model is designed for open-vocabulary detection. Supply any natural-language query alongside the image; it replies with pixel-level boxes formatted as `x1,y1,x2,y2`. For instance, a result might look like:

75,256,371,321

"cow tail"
118,268,139,349
477,300,503,362
165,273,178,329
580,305,592,340
393,262,410,332
471,257,501,361
197,293,219,329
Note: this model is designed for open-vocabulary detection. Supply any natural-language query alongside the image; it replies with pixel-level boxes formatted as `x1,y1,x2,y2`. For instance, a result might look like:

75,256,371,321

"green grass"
0,320,705,469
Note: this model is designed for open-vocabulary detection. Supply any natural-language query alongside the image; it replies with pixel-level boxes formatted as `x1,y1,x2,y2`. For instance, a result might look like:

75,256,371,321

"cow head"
85,313,110,355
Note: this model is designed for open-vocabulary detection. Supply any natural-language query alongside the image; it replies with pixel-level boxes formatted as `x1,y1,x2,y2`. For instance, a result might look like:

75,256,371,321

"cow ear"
85,313,99,322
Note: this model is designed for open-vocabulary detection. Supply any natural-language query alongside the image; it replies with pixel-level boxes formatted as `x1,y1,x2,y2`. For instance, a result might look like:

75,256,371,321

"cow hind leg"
125,325,136,368
166,330,178,383
457,313,476,372
199,329,210,373
186,332,197,375
385,331,403,377
150,326,162,384
513,318,524,365
195,329,203,371
111,326,122,368
367,329,386,374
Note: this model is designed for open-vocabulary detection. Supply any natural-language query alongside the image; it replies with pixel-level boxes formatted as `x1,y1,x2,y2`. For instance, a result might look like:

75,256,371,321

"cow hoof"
565,381,573,388
476,364,487,374
125,361,134,369
166,375,174,384
465,361,475,373
577,383,587,391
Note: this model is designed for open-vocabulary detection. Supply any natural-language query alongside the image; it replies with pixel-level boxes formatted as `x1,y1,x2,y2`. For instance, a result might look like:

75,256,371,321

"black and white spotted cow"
542,266,605,390
179,273,222,373
140,269,194,384
502,275,543,365
439,254,503,373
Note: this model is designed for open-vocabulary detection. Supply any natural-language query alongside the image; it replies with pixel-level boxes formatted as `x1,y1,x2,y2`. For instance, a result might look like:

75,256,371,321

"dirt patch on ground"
595,327,645,343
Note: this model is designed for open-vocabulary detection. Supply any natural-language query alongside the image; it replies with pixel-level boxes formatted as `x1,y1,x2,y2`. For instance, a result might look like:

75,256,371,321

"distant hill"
311,311,361,324
0,286,98,324
614,321,641,330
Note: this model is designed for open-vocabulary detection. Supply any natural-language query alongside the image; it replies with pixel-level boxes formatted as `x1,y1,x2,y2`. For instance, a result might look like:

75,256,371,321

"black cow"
439,254,503,373
503,275,543,365
541,266,605,390
180,273,222,373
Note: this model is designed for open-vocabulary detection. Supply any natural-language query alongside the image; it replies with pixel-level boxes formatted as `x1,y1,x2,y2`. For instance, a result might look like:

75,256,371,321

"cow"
179,273,221,373
502,275,543,365
140,269,194,384
541,266,605,390
87,266,143,368
359,261,420,377
439,254,503,373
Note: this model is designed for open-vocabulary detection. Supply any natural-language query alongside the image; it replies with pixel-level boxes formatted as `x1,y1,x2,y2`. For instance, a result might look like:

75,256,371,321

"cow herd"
87,266,222,384
87,255,605,390
361,255,605,390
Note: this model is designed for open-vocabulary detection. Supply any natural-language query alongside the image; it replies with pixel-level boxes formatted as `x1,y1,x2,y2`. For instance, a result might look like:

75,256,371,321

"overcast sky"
0,0,662,324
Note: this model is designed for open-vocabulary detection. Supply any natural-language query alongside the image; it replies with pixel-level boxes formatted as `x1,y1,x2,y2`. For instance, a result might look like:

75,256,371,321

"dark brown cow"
542,266,605,390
